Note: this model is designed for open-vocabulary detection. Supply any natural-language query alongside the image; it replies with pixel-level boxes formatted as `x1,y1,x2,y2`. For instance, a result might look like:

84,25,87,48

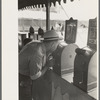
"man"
19,30,63,100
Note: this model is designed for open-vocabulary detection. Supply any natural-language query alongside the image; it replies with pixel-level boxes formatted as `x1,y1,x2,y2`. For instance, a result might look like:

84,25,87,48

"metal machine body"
87,51,97,91
73,47,97,92
52,41,78,76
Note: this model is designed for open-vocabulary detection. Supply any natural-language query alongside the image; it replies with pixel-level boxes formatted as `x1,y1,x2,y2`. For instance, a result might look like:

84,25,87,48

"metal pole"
46,0,50,31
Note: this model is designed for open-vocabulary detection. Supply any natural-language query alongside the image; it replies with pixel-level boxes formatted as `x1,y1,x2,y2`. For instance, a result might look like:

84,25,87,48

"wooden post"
46,0,50,31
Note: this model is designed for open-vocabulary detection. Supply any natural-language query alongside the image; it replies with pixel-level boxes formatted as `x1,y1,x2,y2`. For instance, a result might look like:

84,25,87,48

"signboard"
87,18,97,50
65,18,77,44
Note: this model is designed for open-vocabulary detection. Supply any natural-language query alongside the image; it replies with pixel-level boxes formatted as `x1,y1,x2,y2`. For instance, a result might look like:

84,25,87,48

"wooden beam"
46,0,50,31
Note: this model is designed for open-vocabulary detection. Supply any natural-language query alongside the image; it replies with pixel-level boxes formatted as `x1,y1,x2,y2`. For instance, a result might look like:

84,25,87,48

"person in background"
38,27,44,38
18,34,23,52
18,38,22,52
61,24,64,36
19,30,63,100
28,26,34,40
51,26,54,30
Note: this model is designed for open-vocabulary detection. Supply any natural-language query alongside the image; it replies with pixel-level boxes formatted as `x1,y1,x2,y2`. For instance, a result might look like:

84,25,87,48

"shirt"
19,42,46,77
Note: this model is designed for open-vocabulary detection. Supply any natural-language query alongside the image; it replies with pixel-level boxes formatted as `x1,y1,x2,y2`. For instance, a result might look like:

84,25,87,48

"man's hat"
43,30,63,41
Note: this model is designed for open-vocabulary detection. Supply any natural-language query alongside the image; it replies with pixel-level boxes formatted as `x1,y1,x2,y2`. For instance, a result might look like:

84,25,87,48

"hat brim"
43,37,63,41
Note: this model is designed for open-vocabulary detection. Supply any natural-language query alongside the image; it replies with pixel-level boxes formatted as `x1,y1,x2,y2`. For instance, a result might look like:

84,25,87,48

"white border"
2,0,18,100
1,0,99,100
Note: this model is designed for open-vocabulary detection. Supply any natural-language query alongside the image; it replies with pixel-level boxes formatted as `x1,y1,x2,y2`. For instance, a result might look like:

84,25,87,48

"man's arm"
29,50,44,80
29,51,54,80
41,55,54,76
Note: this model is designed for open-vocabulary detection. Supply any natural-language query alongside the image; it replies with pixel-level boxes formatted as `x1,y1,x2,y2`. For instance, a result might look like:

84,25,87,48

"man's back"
19,42,46,76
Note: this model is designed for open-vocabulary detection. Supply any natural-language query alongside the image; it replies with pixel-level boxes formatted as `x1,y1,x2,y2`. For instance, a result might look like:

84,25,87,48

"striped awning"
18,0,74,9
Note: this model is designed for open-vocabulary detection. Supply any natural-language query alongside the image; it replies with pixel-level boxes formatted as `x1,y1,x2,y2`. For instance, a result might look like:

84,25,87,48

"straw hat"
43,30,63,41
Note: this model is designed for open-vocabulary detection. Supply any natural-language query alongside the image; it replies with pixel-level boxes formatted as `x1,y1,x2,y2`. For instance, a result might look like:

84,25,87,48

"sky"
60,0,98,20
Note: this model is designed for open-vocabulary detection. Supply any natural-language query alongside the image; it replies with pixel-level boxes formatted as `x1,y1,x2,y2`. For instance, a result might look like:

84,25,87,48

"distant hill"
18,18,65,32
18,17,89,32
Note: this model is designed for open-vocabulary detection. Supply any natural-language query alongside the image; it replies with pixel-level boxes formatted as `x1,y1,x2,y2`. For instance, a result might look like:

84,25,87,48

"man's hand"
46,56,55,68
41,56,54,76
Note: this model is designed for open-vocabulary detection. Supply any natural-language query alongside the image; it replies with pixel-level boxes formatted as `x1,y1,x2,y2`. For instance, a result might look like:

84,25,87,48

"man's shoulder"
29,42,46,57
21,41,46,53
37,42,46,54
30,41,45,48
